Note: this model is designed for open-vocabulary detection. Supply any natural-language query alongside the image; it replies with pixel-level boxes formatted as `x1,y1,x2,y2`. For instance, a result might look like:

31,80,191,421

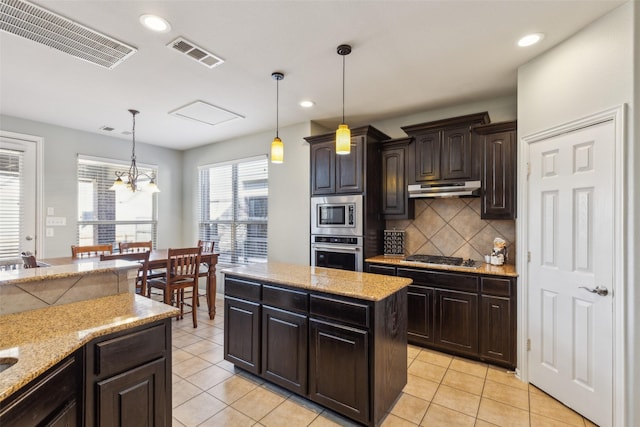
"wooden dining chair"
100,251,150,297
148,247,202,328
119,241,152,253
21,252,38,269
195,240,215,306
71,244,113,259
197,240,215,253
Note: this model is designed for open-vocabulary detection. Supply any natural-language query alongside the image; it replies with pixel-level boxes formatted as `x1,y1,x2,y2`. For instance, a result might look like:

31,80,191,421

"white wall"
0,115,184,257
517,1,637,425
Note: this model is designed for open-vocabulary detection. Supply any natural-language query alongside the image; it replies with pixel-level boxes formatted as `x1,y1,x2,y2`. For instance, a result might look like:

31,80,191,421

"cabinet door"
262,306,308,395
336,136,363,193
412,131,441,182
481,130,516,219
480,295,514,367
382,145,412,218
311,141,335,195
442,126,474,180
407,285,435,346
96,358,166,427
309,319,369,425
434,289,478,355
224,296,261,374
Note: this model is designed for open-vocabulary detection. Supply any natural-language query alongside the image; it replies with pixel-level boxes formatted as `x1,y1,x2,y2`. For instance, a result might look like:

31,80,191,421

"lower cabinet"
224,275,407,427
370,263,516,369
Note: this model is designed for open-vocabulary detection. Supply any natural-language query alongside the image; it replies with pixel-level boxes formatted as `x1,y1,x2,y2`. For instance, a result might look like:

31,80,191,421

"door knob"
579,285,609,296
25,235,34,241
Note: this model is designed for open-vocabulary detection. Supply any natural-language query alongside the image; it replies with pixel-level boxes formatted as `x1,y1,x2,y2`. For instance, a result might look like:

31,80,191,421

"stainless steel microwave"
310,195,363,236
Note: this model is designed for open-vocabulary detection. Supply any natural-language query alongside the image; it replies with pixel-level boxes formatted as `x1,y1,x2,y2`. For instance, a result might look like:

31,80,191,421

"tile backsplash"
386,198,516,264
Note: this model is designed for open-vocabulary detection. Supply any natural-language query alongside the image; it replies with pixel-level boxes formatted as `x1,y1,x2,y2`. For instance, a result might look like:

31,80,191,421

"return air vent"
167,37,224,69
0,0,137,69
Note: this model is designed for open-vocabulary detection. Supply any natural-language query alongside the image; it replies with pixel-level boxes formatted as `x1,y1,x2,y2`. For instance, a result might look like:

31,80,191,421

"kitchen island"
222,262,412,427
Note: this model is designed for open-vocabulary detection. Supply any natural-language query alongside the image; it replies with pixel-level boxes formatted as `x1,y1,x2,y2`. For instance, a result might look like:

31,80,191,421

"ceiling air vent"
0,0,137,69
168,37,224,69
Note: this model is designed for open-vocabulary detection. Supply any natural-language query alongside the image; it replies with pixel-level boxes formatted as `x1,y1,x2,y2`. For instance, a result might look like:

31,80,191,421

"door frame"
517,105,626,425
0,130,44,257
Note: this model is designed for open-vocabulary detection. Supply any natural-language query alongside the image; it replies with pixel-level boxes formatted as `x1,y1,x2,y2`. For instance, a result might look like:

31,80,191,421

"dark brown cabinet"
402,112,489,184
306,126,390,196
368,262,516,369
473,121,517,219
85,320,172,427
381,137,414,219
224,277,262,375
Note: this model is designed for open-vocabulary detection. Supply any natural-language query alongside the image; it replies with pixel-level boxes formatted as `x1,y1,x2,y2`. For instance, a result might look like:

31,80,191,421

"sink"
0,357,18,373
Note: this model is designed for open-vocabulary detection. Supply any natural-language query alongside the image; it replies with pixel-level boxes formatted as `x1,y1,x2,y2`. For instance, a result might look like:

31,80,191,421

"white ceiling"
0,0,624,150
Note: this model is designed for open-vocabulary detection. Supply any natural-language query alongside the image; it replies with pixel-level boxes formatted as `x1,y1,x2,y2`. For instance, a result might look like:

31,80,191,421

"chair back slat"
197,240,215,253
71,244,113,258
168,247,202,280
119,241,152,253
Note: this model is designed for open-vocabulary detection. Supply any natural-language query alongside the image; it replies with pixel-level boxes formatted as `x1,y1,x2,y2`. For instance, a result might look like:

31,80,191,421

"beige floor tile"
310,411,361,427
190,324,221,340
419,403,475,427
583,418,598,427
486,366,528,391
172,392,226,427
197,345,225,364
449,357,488,379
216,358,239,373
441,369,485,395
477,397,530,427
173,333,204,348
402,374,439,401
380,413,419,426
431,384,481,417
208,375,260,404
185,363,234,390
415,349,453,368
260,399,321,427
198,406,256,427
389,392,430,424
528,384,546,395
181,338,220,356
212,331,225,345
407,345,422,359
529,392,584,426
230,385,287,421
474,420,500,427
172,417,186,426
172,349,195,365
482,380,529,411
172,378,204,408
173,356,212,379
530,413,583,426
407,359,447,383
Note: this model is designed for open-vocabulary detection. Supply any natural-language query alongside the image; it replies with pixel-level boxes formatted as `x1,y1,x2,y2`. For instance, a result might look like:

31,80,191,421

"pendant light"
336,44,352,155
270,72,284,164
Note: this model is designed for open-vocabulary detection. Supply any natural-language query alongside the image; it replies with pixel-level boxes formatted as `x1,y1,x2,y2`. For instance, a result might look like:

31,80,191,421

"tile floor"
168,297,598,427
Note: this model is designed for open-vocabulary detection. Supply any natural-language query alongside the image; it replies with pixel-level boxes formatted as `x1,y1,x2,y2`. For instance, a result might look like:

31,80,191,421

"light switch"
47,207,55,216
46,227,54,237
45,216,66,226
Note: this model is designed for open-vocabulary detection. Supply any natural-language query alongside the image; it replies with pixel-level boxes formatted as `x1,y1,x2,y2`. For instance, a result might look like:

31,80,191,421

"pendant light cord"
131,111,136,162
342,54,346,124
276,77,279,138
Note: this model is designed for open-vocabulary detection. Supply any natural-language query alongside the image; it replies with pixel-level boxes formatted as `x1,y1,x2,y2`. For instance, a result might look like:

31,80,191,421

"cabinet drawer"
397,268,478,293
310,295,369,329
225,276,262,301
367,264,396,275
481,277,513,297
94,324,166,377
263,285,308,313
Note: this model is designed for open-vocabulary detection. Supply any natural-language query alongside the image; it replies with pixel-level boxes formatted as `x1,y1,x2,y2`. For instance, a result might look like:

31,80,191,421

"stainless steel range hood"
408,180,481,198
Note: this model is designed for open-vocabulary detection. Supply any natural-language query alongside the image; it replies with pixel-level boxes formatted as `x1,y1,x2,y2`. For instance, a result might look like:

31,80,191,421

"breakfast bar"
222,262,412,427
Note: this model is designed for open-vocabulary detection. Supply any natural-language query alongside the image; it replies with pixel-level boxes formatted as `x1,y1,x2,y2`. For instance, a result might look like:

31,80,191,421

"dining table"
42,249,220,320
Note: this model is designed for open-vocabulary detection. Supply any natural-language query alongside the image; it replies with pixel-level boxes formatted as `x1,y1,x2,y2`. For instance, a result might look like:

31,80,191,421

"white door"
528,120,614,426
0,135,38,265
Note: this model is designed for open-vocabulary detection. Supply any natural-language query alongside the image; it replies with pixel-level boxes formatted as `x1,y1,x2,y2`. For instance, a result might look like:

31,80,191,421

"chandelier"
109,109,160,193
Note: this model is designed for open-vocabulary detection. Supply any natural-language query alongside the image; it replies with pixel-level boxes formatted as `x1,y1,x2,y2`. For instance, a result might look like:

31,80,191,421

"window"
0,148,22,263
77,156,157,249
198,156,268,266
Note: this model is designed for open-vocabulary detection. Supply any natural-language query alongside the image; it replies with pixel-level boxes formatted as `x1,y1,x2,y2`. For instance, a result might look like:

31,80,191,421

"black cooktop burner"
404,254,479,268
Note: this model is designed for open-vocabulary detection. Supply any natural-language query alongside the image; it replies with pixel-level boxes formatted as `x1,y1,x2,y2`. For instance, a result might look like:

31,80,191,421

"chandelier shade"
270,71,285,164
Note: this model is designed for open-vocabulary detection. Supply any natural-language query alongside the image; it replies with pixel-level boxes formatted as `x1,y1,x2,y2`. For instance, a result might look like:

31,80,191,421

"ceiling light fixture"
299,100,315,108
139,14,171,33
336,44,352,155
110,110,160,193
517,33,544,47
271,72,285,164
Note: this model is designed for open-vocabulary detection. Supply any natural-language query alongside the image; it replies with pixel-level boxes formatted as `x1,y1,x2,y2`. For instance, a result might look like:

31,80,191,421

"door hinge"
527,162,531,178
527,339,531,351
527,251,531,262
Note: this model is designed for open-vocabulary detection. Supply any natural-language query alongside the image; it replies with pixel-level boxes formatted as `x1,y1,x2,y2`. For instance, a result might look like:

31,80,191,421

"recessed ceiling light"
140,14,171,33
299,100,315,108
518,33,544,47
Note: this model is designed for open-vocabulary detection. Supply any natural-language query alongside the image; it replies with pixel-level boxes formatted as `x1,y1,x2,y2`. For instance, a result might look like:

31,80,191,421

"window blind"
0,148,23,263
77,156,157,249
198,156,268,266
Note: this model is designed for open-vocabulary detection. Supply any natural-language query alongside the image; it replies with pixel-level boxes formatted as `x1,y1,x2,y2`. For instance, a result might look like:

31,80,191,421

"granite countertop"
365,255,518,277
222,262,412,301
0,259,139,285
0,293,179,401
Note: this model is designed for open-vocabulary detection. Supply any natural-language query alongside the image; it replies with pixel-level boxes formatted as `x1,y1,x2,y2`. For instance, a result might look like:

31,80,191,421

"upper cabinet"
381,137,414,219
473,121,517,220
306,126,390,196
401,112,490,184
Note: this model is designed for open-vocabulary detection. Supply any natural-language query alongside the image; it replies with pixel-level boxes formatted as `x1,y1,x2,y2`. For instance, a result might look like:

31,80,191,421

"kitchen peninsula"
222,262,412,427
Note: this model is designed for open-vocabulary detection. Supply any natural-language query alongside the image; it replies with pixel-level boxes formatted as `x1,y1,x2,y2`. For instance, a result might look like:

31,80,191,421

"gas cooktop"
403,254,480,269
